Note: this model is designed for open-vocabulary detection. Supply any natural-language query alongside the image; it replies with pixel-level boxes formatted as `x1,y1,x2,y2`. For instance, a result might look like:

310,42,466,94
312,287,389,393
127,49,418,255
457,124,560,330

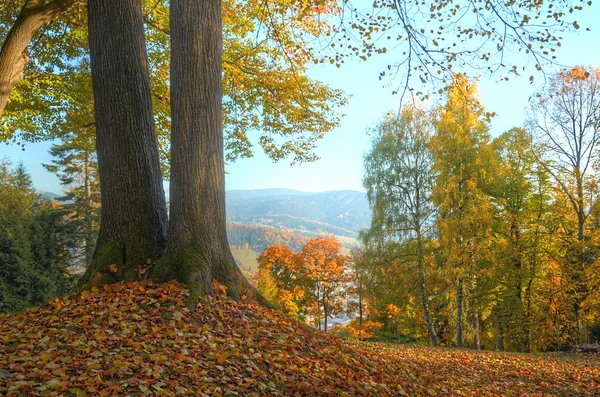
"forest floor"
0,280,598,396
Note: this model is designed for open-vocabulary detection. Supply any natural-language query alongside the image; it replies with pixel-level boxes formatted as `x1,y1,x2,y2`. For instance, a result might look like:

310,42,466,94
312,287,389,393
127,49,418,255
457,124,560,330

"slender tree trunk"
471,273,480,350
155,0,260,305
457,277,464,347
576,215,587,344
324,302,328,332
317,284,322,330
0,0,77,118
472,310,480,350
417,234,437,346
522,279,533,352
358,286,363,326
511,220,526,350
495,309,504,351
575,171,588,343
81,0,168,287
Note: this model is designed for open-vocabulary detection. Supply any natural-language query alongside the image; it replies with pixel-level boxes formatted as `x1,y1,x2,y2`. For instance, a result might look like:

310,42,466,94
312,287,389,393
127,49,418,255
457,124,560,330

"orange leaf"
217,351,230,364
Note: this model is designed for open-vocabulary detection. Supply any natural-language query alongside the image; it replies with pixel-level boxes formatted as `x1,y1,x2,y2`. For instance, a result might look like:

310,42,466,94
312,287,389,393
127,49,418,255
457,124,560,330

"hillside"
227,222,309,272
1,281,598,396
226,189,370,239
227,222,309,252
231,248,261,273
225,189,369,270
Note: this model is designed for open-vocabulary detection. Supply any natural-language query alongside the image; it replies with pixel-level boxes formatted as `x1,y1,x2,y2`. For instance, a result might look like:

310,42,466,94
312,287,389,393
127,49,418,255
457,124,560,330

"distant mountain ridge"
42,191,62,200
225,188,313,201
225,189,370,239
42,188,371,238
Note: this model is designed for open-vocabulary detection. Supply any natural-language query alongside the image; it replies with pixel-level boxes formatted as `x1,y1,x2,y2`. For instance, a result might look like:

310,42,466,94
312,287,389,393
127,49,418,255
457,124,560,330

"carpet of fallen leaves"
0,281,598,396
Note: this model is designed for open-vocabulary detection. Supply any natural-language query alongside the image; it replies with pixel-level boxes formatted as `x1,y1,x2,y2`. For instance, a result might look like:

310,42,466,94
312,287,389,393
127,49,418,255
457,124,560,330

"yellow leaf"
86,363,101,371
217,351,230,364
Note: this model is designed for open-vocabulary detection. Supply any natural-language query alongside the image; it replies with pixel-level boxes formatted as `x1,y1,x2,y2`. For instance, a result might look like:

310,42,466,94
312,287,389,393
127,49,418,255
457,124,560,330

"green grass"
231,248,261,272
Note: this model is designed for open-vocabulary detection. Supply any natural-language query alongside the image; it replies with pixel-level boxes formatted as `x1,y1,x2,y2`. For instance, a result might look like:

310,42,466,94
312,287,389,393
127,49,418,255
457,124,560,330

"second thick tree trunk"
82,0,168,286
156,0,258,303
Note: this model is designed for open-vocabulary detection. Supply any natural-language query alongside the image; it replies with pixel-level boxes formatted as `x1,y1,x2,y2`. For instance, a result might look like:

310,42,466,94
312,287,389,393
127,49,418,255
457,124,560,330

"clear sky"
2,4,600,194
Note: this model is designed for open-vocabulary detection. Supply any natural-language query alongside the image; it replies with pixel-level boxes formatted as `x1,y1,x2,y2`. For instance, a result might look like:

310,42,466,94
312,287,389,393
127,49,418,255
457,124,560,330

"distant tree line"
357,67,600,352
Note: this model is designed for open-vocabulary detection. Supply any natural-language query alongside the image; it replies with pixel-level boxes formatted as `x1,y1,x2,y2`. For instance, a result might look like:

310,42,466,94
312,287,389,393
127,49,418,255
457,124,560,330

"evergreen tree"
44,124,100,269
0,161,73,313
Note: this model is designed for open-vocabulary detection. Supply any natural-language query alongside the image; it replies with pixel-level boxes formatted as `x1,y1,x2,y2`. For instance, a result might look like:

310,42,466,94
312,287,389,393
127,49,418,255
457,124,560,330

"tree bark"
457,277,464,347
358,284,363,326
472,310,480,350
324,302,328,332
83,150,94,266
575,171,588,344
417,235,437,346
155,0,260,305
495,309,505,351
81,0,168,286
0,0,77,118
472,274,480,350
522,277,533,352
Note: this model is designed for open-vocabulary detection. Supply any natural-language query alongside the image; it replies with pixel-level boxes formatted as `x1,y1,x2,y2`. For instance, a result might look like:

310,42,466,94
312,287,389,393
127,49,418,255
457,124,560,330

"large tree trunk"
0,0,76,118
154,0,259,304
83,150,94,266
81,0,168,287
417,235,437,346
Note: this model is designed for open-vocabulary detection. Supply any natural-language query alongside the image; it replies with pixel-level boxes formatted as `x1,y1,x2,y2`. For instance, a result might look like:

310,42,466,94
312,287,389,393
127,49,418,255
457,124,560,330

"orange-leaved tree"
302,236,348,331
255,244,308,321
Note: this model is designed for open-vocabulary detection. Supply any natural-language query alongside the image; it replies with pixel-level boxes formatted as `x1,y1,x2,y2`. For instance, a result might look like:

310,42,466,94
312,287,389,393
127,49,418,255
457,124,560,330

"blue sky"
2,4,600,194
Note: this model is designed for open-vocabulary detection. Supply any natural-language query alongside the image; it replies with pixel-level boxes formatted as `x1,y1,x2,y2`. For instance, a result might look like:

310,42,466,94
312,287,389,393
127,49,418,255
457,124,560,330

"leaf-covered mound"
0,281,598,396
